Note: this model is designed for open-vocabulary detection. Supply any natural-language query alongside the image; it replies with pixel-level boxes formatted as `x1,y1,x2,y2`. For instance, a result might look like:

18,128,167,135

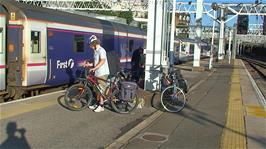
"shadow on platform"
0,122,31,149
176,104,266,148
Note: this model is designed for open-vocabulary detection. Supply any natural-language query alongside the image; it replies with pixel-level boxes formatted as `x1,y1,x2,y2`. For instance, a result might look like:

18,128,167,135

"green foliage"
117,11,133,24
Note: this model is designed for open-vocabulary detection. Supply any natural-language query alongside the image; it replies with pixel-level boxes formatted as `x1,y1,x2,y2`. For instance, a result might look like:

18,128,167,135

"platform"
0,59,265,149
108,59,266,149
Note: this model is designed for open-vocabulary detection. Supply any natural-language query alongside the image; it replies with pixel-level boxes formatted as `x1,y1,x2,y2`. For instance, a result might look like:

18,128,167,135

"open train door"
0,7,6,92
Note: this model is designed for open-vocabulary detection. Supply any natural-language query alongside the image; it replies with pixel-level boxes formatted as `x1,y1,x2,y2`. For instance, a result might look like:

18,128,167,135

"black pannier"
120,81,138,101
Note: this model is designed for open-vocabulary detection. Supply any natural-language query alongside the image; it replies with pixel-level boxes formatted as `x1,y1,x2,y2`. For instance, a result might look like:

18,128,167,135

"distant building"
175,13,190,38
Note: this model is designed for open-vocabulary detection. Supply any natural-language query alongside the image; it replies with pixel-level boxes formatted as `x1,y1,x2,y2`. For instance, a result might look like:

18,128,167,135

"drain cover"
139,132,168,143
143,134,166,142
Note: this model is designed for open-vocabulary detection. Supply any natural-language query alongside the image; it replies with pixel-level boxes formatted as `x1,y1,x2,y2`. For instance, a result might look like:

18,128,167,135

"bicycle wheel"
161,85,186,112
64,84,93,111
110,89,139,114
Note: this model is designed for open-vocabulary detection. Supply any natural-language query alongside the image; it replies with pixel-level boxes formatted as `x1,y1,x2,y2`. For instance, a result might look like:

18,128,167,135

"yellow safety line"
0,100,57,120
220,60,247,149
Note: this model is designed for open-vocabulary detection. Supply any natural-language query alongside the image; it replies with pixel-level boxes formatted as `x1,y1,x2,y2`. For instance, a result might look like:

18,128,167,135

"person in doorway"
131,47,145,83
131,47,143,82
82,35,110,112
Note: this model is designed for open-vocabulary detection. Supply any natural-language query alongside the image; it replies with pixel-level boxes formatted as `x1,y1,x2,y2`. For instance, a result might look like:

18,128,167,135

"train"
241,44,266,58
0,0,146,101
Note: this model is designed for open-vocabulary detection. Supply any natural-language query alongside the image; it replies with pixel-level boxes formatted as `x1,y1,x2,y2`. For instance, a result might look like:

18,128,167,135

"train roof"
0,0,145,35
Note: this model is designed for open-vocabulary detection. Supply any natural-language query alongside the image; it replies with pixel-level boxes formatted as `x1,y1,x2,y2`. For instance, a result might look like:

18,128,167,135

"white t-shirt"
94,46,110,77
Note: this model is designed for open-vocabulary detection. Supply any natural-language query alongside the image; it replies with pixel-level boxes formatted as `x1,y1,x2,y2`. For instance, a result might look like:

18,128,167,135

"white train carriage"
0,0,53,99
0,6,6,92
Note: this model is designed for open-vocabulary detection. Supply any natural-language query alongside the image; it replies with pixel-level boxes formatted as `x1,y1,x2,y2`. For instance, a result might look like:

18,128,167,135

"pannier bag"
121,81,138,101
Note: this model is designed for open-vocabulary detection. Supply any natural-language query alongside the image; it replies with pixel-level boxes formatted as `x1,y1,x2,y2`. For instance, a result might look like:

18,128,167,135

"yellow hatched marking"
220,60,247,149
245,105,266,118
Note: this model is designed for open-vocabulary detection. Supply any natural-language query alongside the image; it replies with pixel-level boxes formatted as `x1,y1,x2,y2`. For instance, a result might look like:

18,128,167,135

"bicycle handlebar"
79,66,94,78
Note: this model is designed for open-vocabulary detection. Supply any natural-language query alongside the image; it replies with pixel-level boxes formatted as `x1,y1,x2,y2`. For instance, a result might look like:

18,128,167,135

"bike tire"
64,84,93,111
110,89,139,114
161,86,186,113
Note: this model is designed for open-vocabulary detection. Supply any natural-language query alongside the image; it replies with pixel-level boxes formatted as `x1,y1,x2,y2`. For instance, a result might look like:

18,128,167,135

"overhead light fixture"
211,2,219,11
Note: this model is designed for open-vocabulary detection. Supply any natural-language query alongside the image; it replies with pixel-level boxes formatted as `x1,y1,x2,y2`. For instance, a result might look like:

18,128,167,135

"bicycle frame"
84,72,117,102
64,67,139,113
160,67,186,112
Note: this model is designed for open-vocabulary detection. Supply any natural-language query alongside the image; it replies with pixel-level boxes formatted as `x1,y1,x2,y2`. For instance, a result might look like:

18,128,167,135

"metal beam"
218,8,225,60
193,0,203,67
16,1,266,16
16,0,148,12
144,0,168,91
176,2,266,16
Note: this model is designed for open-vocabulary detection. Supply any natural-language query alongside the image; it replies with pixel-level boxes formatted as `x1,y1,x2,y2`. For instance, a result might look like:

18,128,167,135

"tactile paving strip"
220,60,247,149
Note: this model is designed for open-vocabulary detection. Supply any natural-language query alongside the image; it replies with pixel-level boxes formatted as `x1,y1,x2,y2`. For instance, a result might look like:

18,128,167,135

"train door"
0,13,6,91
26,22,47,86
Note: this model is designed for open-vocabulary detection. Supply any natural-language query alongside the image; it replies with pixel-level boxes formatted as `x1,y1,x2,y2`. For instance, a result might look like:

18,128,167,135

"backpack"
120,81,138,101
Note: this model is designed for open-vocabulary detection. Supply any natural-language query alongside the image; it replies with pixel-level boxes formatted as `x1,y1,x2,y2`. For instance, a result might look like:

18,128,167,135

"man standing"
131,47,145,83
83,35,110,112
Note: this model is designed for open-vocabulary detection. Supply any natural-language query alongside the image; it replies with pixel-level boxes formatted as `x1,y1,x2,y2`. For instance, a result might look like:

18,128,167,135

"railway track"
241,56,266,106
242,57,266,79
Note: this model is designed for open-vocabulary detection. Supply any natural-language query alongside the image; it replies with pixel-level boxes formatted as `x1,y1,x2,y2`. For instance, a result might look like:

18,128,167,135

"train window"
31,31,41,53
74,35,84,52
0,28,3,54
129,40,134,52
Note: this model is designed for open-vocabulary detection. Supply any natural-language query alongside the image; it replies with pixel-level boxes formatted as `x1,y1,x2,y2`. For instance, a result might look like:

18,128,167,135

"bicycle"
160,67,187,113
64,67,139,114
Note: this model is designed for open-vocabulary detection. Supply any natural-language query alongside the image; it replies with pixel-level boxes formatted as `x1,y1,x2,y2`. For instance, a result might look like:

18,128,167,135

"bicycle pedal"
112,98,120,102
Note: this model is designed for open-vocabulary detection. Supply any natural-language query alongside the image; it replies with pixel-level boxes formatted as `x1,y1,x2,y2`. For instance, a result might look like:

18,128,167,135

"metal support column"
209,11,216,70
228,29,232,64
236,42,240,56
232,26,237,59
169,0,176,66
193,0,203,67
178,41,182,62
144,0,166,91
218,8,225,60
240,44,243,56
